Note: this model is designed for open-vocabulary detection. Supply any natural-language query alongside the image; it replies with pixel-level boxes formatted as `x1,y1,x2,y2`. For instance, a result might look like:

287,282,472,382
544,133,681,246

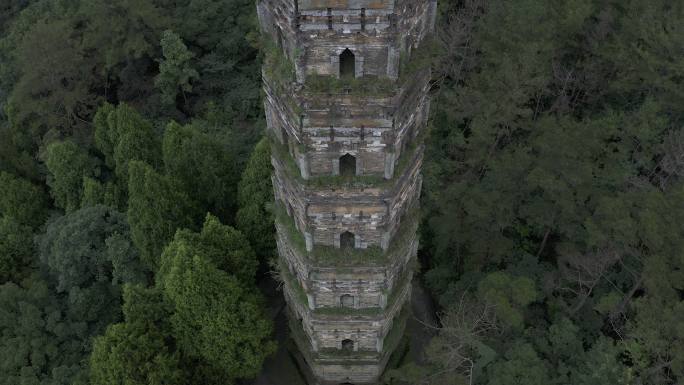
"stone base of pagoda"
284,298,410,385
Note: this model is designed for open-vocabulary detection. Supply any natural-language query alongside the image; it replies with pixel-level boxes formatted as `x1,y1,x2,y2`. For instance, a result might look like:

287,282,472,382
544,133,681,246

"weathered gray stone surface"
258,0,436,383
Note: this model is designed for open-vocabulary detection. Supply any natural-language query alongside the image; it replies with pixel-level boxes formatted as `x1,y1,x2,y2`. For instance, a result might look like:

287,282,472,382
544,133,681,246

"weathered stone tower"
257,1,436,383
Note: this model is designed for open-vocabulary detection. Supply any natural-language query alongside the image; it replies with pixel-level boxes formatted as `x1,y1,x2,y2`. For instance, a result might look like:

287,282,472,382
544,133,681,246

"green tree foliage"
158,216,275,380
414,0,684,384
569,338,632,385
5,0,683,382
485,343,550,385
92,102,163,210
94,103,161,182
236,138,275,262
90,284,184,385
81,176,106,208
0,123,41,180
627,252,684,384
0,0,262,184
2,203,136,385
0,0,270,382
0,216,33,283
162,214,258,282
0,171,48,227
127,160,199,269
77,0,168,73
0,279,90,385
92,214,269,385
7,15,98,146
160,250,275,379
0,0,29,34
37,205,145,334
163,121,239,221
155,30,199,107
476,272,536,331
1,0,165,155
170,0,262,123
44,140,99,212
0,172,49,283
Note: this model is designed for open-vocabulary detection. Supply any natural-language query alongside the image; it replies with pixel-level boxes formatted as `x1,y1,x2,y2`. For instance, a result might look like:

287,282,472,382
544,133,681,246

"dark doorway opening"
340,231,355,249
341,294,354,307
339,153,356,176
341,339,354,351
339,49,355,78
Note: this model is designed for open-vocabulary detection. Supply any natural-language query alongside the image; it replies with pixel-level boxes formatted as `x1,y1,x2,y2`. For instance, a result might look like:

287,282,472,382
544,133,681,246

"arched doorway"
340,231,355,249
339,153,356,176
340,294,354,307
341,339,354,351
339,48,355,78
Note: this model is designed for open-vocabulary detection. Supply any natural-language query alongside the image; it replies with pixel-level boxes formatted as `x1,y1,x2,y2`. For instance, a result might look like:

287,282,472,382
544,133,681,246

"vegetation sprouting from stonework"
273,202,308,251
385,203,421,257
381,303,411,359
383,269,413,311
261,36,296,86
286,312,318,361
398,36,441,83
279,259,309,307
268,132,305,181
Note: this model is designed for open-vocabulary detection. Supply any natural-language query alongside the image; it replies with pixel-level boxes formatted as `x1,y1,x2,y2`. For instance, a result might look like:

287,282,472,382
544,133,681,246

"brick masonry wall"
259,0,436,383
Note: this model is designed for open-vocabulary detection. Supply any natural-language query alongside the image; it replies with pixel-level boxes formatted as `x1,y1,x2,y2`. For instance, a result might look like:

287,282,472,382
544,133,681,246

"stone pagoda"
257,0,437,383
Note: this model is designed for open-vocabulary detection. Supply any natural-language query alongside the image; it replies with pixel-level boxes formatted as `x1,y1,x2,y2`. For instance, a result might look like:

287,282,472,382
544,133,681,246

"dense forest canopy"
405,1,684,384
0,1,273,384
0,0,682,384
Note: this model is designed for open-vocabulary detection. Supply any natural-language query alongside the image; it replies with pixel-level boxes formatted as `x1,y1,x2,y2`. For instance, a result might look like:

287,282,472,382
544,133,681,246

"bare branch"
422,293,499,384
